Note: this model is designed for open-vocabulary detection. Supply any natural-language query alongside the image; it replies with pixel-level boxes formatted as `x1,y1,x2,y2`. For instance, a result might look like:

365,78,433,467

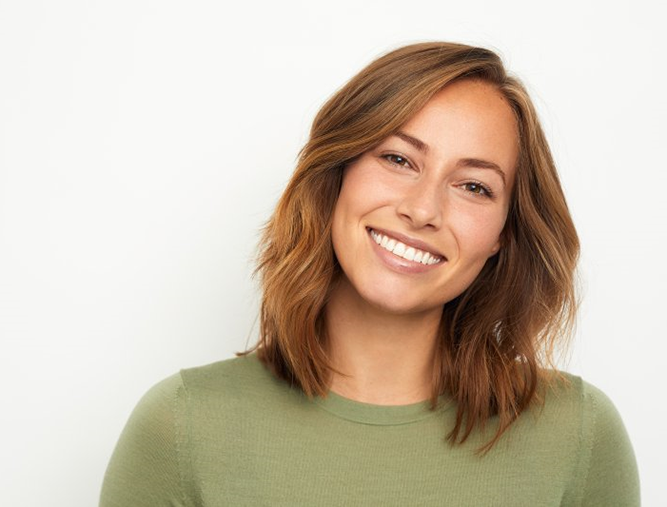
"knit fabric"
100,353,640,506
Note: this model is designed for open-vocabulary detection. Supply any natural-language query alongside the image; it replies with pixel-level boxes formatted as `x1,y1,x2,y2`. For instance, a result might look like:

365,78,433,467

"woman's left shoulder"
538,370,628,428
513,370,637,465
533,370,641,506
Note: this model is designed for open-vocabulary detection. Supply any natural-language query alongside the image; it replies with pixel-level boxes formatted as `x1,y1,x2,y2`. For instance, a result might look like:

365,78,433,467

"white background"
1,1,665,505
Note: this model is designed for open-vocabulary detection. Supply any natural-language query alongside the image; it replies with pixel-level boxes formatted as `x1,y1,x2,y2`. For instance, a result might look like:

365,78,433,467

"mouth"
366,227,446,266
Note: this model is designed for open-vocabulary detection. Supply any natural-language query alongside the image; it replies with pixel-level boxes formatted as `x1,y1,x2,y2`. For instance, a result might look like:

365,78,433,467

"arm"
578,382,641,506
99,372,197,507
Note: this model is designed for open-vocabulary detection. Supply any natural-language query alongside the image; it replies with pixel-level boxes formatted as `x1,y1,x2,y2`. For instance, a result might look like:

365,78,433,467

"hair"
238,41,580,454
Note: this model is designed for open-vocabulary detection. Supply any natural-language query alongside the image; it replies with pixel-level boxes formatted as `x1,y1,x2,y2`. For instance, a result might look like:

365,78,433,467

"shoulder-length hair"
239,41,579,453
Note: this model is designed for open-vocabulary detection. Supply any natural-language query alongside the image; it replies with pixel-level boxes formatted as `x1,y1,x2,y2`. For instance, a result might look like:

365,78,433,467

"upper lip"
367,226,446,260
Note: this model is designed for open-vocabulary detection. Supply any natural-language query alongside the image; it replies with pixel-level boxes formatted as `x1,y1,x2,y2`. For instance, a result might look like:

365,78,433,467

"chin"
358,287,440,317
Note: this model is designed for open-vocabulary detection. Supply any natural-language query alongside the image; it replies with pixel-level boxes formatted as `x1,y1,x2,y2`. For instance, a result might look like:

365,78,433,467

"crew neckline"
313,389,454,426
244,351,455,426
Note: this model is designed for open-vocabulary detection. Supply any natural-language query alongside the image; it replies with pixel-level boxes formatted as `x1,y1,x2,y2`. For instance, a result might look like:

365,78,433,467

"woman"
100,42,640,506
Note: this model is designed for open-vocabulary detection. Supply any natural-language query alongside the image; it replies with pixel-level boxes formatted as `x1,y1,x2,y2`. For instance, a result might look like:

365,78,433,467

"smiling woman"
330,80,516,320
100,42,640,506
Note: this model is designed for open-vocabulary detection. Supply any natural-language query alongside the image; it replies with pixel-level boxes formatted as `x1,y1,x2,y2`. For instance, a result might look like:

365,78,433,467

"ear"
488,231,505,257
489,222,510,258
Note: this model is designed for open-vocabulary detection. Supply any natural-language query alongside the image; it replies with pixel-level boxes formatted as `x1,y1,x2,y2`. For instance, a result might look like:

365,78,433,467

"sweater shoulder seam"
173,370,197,506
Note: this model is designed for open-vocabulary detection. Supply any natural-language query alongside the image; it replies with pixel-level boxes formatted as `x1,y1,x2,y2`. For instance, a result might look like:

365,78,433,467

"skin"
324,79,519,405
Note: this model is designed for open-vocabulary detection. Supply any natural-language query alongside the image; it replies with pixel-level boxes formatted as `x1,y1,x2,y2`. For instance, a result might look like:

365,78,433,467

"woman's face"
330,79,519,316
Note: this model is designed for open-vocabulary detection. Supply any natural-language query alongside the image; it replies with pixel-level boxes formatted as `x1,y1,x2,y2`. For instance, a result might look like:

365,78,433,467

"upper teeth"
369,229,443,265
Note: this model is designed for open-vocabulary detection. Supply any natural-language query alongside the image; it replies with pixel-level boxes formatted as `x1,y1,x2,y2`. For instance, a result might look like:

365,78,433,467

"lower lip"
367,228,444,274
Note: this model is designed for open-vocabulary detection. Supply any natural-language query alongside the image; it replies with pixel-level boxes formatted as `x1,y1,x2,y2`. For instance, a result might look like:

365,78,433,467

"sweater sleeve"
578,381,640,507
99,372,197,507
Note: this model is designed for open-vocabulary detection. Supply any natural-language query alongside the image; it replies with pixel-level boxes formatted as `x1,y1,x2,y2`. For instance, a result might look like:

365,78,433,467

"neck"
323,277,442,405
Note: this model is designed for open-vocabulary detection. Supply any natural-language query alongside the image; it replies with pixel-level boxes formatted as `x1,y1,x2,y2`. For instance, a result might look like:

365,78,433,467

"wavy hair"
238,41,580,453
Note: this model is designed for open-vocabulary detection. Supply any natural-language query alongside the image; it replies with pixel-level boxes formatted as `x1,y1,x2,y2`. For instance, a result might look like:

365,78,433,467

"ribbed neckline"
313,389,453,426
246,351,454,426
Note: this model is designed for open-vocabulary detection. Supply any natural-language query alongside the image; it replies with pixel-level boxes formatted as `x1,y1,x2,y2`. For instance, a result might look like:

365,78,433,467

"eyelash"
380,153,495,199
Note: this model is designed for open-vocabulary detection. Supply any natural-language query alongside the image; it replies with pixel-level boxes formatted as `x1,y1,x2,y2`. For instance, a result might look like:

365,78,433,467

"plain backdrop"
1,0,665,505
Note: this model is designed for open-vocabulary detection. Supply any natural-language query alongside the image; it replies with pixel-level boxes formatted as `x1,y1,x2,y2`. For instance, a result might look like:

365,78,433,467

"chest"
188,409,578,506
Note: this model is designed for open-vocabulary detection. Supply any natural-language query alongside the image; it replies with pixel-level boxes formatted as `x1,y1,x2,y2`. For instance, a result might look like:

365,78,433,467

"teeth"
369,229,442,265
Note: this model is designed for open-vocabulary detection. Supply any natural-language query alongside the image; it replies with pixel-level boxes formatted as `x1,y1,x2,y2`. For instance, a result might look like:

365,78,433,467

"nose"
395,176,443,230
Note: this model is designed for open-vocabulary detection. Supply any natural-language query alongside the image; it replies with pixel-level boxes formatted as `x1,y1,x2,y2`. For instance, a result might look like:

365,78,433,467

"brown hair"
238,41,580,453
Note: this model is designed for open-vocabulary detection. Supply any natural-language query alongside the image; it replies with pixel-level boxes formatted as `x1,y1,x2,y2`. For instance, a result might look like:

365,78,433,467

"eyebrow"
395,131,430,154
457,158,506,185
392,130,507,185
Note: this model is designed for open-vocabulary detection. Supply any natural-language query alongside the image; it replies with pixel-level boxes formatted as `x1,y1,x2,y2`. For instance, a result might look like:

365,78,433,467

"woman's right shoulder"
99,356,268,506
101,353,281,505
141,352,288,409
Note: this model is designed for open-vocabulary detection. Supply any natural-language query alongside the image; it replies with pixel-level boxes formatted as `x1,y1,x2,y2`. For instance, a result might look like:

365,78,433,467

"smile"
368,228,444,265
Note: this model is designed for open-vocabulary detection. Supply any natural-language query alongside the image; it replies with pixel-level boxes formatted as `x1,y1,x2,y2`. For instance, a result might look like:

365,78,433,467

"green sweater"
100,353,640,506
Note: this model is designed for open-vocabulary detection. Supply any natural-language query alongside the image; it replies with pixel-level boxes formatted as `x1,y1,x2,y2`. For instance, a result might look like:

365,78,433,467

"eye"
381,153,413,169
461,181,494,199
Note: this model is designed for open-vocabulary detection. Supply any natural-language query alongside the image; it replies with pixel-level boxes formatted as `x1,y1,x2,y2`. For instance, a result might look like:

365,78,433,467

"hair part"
238,41,580,454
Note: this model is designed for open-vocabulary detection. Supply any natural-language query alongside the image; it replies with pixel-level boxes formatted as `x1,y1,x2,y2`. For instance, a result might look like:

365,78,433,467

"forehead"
399,79,519,180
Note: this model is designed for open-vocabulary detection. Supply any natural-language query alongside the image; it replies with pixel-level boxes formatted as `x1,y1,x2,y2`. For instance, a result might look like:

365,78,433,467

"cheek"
333,164,388,225
450,204,507,258
348,166,391,202
330,198,349,259
330,180,368,260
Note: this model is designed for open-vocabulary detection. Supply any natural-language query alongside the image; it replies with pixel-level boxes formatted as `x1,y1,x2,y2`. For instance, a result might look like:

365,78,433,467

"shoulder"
114,371,184,446
179,352,271,388
101,354,288,505
538,371,631,435
170,353,307,421
120,353,286,433
101,371,190,504
535,371,641,506
535,371,635,457
177,352,290,398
